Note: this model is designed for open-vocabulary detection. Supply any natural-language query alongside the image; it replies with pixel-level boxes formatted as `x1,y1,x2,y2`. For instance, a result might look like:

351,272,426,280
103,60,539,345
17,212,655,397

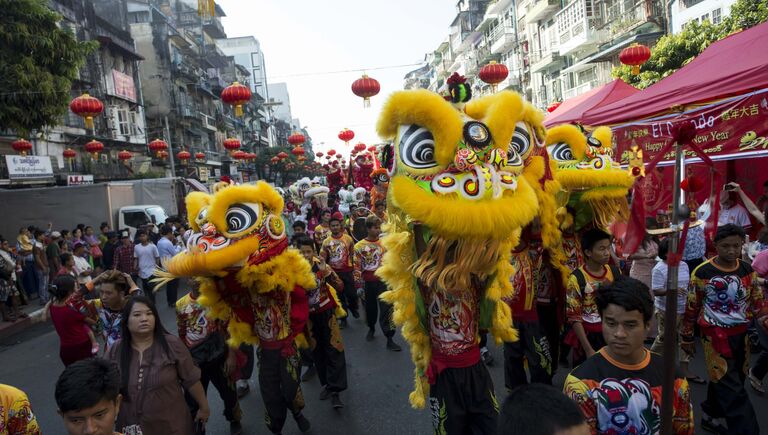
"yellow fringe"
328,284,347,318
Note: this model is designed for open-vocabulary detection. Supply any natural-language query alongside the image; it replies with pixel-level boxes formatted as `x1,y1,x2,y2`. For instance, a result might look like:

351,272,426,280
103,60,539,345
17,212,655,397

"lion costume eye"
195,207,209,226
548,142,575,162
398,125,438,170
225,202,260,234
510,122,532,158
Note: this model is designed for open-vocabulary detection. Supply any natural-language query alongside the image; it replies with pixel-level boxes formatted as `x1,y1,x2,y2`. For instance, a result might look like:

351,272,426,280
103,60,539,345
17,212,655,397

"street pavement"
1,290,768,434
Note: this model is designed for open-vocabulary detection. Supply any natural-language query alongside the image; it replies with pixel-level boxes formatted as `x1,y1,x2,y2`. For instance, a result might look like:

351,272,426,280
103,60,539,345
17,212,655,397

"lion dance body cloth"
375,87,545,433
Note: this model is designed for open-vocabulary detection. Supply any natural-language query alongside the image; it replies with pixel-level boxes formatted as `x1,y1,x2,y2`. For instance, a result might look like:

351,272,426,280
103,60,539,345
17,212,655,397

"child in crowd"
354,215,401,351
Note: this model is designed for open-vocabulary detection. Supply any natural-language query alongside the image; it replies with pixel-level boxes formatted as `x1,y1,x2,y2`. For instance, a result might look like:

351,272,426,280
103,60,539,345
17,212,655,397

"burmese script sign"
5,155,53,179
615,91,768,164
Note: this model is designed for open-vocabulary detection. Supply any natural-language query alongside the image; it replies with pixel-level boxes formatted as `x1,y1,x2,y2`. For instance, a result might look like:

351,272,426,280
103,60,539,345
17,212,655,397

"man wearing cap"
46,231,62,282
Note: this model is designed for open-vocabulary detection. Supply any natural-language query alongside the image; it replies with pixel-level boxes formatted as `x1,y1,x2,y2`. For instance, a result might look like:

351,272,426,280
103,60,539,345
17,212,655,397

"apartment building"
670,0,736,32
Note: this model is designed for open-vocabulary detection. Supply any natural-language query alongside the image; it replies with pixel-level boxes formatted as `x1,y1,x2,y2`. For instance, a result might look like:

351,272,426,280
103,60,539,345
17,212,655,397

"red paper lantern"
195,152,206,162
478,61,509,92
11,139,33,156
84,140,104,158
223,138,241,154
291,146,305,156
177,150,191,165
547,101,562,113
680,176,704,192
232,150,247,161
297,155,306,162
354,143,367,152
336,154,342,160
118,150,132,162
338,128,355,144
148,138,168,157
277,151,289,160
157,150,169,160
351,74,380,107
619,43,651,75
316,152,324,158
288,133,305,146
69,93,104,129
221,82,252,117
325,155,331,160
63,148,77,160
328,149,337,156
368,145,377,153
270,156,280,164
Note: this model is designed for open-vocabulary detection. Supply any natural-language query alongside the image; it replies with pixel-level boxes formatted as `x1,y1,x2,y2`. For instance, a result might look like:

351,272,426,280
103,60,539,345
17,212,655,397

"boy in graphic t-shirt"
321,212,359,327
565,228,619,366
564,277,694,435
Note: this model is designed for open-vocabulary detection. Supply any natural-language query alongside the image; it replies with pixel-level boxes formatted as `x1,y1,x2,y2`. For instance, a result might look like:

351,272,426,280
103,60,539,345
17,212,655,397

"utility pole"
164,116,176,175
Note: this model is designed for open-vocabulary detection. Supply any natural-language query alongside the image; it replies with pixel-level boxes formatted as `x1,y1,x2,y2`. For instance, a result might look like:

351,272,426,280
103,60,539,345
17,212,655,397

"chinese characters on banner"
111,70,137,102
614,91,768,165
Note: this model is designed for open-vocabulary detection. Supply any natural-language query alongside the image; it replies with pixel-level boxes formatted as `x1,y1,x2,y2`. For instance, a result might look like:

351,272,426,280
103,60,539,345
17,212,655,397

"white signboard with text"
5,155,54,179
67,175,94,185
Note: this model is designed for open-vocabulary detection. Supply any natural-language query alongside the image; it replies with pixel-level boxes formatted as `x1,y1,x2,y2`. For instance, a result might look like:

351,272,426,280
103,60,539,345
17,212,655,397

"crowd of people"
1,177,768,435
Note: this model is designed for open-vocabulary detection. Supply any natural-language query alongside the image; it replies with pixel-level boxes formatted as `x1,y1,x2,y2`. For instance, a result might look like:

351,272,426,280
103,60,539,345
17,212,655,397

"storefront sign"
111,70,137,102
615,91,768,164
67,175,94,185
5,155,53,179
198,167,209,182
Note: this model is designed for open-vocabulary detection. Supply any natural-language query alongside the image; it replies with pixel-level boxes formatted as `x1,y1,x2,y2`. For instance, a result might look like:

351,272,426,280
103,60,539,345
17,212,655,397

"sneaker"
331,392,344,409
293,412,311,432
338,318,348,329
386,337,402,351
366,329,375,341
701,415,728,434
301,364,316,382
350,308,360,319
236,380,250,398
319,385,331,400
229,421,243,435
480,347,494,366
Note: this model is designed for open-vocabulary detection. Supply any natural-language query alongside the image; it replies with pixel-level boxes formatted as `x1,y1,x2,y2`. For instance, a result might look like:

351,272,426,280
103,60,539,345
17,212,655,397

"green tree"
612,0,768,89
0,0,96,136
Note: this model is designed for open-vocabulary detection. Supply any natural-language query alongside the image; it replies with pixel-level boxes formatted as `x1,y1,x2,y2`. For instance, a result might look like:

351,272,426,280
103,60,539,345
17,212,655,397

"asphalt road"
1,289,767,434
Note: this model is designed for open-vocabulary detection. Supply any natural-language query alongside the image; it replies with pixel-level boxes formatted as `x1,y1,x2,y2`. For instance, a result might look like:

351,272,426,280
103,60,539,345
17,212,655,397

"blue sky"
217,0,457,156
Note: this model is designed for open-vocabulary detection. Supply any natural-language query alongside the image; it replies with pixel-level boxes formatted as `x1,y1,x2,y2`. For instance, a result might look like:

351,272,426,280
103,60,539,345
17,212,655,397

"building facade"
670,0,736,33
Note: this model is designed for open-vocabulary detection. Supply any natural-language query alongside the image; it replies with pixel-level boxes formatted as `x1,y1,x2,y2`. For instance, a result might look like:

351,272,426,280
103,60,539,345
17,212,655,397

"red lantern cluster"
479,61,509,92
118,150,132,162
338,129,354,144
85,140,104,158
277,151,289,160
11,139,33,156
221,82,252,117
195,152,206,162
354,143,367,153
177,150,191,165
288,133,305,146
69,93,104,130
232,150,247,161
619,43,651,75
351,75,380,107
223,138,241,154
148,139,168,157
63,148,77,160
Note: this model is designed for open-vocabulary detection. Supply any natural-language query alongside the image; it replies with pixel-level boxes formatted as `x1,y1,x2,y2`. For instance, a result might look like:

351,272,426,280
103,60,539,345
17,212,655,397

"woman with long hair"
106,296,209,434
48,275,94,366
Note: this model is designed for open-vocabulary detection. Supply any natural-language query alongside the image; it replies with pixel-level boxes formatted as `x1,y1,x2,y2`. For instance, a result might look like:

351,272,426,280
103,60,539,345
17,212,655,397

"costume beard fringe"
411,236,503,293
585,196,629,229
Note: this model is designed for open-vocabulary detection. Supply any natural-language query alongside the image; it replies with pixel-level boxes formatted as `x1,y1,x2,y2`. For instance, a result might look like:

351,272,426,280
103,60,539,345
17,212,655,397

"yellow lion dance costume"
376,87,541,429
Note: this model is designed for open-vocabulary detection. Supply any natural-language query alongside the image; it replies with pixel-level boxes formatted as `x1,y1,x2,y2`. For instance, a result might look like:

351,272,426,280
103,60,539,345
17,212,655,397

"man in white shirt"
156,225,181,307
133,230,160,305
718,189,752,230
71,242,92,285
649,238,703,384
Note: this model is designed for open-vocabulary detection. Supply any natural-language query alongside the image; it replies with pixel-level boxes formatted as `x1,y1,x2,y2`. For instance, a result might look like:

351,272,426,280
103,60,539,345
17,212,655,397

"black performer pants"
310,308,348,392
335,270,358,315
701,332,760,435
571,330,606,367
257,346,305,434
186,352,242,422
536,303,560,369
239,344,254,380
429,361,498,435
503,319,552,391
364,280,394,337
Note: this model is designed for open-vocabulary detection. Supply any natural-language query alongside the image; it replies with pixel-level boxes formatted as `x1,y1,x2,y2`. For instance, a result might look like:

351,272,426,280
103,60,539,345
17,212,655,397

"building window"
701,12,710,22
130,111,141,136
250,52,260,66
712,8,722,24
116,108,130,136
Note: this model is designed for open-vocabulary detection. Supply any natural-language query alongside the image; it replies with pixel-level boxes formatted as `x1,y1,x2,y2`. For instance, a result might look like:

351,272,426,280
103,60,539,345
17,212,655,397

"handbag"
90,244,103,258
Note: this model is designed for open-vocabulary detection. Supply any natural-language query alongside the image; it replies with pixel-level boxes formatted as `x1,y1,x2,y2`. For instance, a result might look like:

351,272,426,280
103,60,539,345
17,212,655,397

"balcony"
602,0,664,37
563,80,598,99
171,60,199,80
200,113,217,131
555,0,605,56
526,0,561,23
203,18,226,39
530,50,565,73
488,23,516,54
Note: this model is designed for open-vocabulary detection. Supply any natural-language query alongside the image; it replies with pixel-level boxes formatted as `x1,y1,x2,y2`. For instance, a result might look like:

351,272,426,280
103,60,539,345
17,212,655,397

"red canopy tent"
543,79,639,127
